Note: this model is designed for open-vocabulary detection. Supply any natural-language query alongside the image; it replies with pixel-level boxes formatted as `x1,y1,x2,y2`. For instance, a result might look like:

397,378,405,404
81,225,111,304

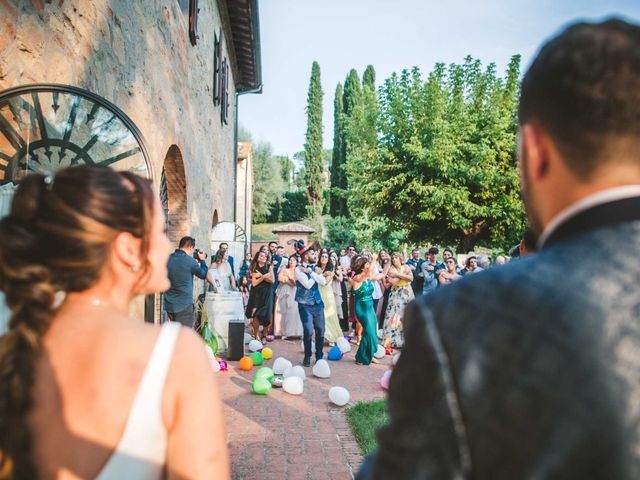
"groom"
294,240,326,367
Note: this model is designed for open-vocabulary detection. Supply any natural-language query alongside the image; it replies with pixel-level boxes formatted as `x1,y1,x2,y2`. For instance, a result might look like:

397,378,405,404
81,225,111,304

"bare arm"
334,269,343,282
165,330,230,479
397,265,414,282
250,271,264,287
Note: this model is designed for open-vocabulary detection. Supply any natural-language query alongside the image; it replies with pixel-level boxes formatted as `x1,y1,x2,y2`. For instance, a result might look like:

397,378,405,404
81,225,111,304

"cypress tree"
303,61,325,224
363,64,376,90
330,83,344,216
337,69,362,217
343,69,362,117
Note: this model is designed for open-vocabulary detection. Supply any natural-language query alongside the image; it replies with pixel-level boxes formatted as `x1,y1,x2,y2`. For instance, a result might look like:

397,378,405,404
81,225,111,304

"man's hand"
197,251,206,261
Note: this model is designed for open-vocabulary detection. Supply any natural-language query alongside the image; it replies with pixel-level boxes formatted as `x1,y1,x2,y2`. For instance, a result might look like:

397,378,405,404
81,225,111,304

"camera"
193,248,208,260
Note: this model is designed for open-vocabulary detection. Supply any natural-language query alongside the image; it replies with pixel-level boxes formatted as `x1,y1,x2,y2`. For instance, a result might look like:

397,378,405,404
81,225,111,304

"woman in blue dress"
351,254,385,365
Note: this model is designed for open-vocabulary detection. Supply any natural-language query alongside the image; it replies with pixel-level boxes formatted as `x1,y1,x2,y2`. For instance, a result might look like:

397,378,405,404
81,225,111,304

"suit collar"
541,195,640,249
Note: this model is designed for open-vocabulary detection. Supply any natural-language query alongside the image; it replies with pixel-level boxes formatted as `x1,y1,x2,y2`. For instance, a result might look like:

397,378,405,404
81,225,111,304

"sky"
238,0,640,159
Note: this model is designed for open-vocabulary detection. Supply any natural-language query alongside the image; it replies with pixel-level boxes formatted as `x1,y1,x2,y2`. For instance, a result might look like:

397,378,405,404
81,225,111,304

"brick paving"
216,338,392,480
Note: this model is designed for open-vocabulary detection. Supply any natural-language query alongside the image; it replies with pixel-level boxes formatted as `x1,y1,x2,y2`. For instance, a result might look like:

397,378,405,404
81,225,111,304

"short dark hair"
428,247,439,255
179,236,196,249
219,242,228,248
268,241,277,247
443,248,454,255
519,19,640,178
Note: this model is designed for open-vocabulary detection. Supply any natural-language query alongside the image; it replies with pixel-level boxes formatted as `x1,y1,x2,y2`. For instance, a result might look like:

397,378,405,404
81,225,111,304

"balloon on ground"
283,365,306,380
255,367,274,382
328,386,350,406
252,377,272,395
273,357,292,375
336,337,351,354
312,359,331,378
283,376,304,395
239,356,253,371
327,345,342,361
249,352,264,366
249,339,263,352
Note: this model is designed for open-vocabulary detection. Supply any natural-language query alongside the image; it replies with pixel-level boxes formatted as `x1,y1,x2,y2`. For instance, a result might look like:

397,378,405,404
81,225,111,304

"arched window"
0,84,151,184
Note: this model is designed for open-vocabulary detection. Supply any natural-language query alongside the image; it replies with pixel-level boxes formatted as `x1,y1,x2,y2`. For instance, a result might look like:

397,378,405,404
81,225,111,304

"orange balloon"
239,356,254,371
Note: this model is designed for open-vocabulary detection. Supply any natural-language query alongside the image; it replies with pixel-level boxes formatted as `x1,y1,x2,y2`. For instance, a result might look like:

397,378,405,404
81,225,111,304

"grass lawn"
345,400,389,455
251,223,283,241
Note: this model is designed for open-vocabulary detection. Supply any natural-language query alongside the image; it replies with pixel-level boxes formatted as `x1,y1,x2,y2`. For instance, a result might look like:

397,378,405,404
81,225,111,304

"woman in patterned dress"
382,252,414,348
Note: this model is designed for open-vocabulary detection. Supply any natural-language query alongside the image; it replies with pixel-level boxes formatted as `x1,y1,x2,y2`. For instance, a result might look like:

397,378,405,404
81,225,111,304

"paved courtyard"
216,338,392,480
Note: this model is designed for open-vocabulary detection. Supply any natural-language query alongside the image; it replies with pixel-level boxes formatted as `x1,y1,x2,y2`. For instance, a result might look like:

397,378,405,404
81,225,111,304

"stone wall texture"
0,0,238,247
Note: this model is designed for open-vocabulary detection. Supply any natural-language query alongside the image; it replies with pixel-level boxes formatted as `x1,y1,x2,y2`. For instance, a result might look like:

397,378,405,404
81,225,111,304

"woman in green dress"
351,254,385,365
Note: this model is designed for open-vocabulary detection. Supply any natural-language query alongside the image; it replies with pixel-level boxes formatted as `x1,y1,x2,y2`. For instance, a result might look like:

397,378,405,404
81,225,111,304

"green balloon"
252,377,272,395
255,367,274,382
250,352,264,366
202,324,218,354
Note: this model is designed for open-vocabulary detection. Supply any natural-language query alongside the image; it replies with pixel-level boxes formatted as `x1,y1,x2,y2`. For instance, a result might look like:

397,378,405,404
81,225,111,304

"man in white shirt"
293,241,327,367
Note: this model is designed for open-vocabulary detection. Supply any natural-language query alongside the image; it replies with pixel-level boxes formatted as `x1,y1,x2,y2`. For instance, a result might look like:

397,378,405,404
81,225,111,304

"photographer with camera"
164,236,208,327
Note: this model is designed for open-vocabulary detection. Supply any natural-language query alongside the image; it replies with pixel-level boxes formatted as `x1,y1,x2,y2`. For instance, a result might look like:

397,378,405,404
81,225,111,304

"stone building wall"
0,0,238,247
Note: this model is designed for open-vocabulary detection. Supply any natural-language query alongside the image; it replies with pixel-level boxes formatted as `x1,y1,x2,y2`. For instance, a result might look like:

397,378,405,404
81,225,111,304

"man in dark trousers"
294,240,326,367
366,19,640,480
164,236,208,328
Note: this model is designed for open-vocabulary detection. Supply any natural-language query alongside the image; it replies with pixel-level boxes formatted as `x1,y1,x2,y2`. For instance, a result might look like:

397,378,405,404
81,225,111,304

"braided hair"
0,165,154,479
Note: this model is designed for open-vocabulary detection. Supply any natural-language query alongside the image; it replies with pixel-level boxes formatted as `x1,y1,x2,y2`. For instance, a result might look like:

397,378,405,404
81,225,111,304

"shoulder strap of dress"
95,322,182,479
114,321,181,453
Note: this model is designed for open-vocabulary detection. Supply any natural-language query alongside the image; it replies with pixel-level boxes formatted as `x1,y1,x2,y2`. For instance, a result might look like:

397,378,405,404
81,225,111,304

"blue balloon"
328,345,342,361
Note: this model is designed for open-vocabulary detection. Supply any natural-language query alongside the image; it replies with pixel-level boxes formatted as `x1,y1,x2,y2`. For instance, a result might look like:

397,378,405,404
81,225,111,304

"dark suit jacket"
372,197,640,479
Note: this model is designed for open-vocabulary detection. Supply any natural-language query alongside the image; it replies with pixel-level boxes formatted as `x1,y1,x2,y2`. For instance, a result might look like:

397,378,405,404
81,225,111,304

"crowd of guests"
215,240,530,357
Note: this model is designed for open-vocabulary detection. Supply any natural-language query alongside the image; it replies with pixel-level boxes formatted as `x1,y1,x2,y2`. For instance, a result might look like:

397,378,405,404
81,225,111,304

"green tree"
303,61,325,228
363,64,376,90
251,141,286,223
348,56,525,252
330,83,344,216
275,155,295,188
281,190,308,222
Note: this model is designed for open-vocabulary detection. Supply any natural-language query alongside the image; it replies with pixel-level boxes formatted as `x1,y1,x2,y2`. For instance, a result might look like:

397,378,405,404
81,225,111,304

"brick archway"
160,145,188,244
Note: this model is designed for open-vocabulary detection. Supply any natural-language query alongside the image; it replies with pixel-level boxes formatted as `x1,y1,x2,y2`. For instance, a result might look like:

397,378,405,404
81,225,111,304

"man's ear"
112,231,142,270
521,124,551,182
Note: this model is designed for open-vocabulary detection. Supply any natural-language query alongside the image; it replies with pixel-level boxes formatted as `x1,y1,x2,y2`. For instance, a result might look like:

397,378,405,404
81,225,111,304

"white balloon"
283,376,304,395
205,346,220,373
289,365,306,380
312,359,331,378
244,333,252,345
248,339,263,352
374,344,386,359
392,353,401,366
336,337,351,354
300,340,316,353
273,357,292,375
328,386,350,406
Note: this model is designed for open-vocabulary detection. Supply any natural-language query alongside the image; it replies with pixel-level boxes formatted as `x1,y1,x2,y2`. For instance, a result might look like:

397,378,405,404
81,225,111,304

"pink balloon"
380,370,392,390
